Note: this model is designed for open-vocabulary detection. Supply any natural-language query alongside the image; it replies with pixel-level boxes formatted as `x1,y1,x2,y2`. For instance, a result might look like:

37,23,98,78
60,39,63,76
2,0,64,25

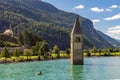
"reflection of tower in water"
70,65,83,80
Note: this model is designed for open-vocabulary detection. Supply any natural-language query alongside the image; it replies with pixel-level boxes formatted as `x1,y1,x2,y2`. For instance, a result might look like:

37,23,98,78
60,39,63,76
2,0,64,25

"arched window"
76,37,81,42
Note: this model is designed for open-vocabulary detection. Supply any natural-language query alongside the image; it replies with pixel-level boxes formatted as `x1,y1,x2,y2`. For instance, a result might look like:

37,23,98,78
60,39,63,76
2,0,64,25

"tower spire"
71,17,84,65
9,24,12,30
71,17,82,34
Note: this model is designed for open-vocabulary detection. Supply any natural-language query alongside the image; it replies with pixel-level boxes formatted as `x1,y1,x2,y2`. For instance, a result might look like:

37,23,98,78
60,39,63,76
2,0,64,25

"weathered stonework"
71,17,84,65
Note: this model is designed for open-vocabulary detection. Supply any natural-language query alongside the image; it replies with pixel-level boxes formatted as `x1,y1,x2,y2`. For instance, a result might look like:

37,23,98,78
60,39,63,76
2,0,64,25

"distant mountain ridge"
97,30,120,48
0,0,114,49
97,30,119,44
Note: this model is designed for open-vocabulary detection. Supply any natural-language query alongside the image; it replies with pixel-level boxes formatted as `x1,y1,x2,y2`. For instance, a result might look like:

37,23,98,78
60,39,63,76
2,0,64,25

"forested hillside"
0,0,113,49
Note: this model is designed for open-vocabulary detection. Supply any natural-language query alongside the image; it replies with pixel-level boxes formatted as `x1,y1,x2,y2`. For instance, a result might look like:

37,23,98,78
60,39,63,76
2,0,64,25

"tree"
37,41,49,59
53,45,60,58
40,41,49,58
1,46,11,61
18,30,42,47
98,49,102,56
18,32,24,45
92,46,97,53
103,48,111,56
31,46,38,56
32,41,50,60
37,50,42,60
86,50,91,57
65,48,70,55
108,48,113,53
13,49,19,58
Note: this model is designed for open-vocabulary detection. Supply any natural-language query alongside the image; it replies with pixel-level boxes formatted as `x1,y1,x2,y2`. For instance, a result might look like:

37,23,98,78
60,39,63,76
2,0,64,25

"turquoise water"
0,57,120,80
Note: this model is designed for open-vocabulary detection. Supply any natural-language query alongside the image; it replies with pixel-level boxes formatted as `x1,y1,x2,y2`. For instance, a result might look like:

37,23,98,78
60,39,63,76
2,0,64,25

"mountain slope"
0,0,113,49
97,30,119,44
97,30,120,47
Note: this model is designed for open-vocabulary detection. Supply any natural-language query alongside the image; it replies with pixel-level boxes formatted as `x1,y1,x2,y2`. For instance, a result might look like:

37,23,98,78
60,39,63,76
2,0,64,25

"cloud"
106,25,120,39
92,19,100,24
104,13,120,20
74,5,84,10
105,8,112,11
110,5,118,9
90,7,104,12
90,5,120,13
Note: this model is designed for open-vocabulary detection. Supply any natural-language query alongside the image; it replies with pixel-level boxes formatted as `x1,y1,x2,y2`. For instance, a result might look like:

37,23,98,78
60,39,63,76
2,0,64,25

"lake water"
0,57,120,80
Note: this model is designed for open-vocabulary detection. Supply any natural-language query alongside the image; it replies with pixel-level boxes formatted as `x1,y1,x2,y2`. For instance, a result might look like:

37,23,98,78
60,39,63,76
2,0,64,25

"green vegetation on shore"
1,45,120,63
0,30,70,63
0,47,70,63
0,29,120,63
84,47,120,57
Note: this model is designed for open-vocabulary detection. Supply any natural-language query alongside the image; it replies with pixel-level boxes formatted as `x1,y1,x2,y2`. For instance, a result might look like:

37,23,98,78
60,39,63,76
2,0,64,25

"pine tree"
1,46,11,61
65,48,70,55
53,45,60,58
13,49,19,58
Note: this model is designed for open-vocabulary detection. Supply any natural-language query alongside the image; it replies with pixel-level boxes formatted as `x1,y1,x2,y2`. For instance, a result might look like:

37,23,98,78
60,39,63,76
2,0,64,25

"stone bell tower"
71,17,84,65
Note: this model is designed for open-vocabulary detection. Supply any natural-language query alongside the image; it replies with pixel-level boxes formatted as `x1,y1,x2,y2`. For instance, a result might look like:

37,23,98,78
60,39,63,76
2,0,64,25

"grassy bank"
1,52,120,64
84,52,120,57
0,53,70,63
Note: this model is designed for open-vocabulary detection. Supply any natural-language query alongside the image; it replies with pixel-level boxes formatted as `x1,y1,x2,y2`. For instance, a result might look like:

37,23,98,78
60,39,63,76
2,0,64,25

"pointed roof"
9,24,12,30
71,17,82,34
4,24,14,36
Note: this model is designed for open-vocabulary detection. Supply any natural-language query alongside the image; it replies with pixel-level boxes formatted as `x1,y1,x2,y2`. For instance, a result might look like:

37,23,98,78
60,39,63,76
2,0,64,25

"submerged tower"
71,17,84,65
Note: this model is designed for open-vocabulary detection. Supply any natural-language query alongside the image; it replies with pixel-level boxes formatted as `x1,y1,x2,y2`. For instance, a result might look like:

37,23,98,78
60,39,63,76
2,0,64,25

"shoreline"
0,56,120,64
0,57,70,64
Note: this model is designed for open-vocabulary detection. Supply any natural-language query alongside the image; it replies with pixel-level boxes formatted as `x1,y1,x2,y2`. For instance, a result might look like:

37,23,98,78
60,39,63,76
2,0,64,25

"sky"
42,0,120,40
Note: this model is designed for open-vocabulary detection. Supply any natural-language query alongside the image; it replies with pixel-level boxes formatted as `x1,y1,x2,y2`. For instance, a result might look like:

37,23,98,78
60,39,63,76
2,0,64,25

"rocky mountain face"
0,0,113,49
97,30,120,48
81,19,112,48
